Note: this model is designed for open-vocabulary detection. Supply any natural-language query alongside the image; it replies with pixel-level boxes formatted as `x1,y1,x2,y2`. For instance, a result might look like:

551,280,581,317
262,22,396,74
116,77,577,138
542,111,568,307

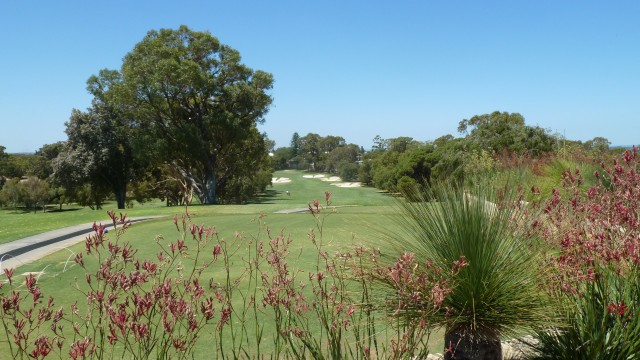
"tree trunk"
114,183,127,210
443,328,502,360
202,157,217,204
203,173,217,205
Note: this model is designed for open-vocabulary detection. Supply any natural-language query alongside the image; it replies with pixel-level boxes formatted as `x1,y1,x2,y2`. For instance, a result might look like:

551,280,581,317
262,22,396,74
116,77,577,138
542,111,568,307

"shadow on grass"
159,189,285,206
45,208,82,213
2,205,92,214
252,189,288,204
2,207,53,215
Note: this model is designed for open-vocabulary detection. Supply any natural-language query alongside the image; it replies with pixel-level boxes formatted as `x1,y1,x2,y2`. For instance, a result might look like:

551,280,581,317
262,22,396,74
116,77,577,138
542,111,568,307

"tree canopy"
47,26,275,208
458,111,555,155
118,25,274,204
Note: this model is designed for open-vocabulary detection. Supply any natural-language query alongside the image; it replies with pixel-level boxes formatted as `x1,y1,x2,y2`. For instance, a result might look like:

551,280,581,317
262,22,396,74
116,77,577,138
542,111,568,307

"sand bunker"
272,177,291,184
302,174,360,187
331,182,362,188
303,174,342,181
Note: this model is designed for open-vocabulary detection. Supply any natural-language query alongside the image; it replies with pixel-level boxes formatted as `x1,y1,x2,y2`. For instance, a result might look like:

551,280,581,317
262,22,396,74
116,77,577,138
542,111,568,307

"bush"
0,177,50,212
337,162,359,182
396,176,420,202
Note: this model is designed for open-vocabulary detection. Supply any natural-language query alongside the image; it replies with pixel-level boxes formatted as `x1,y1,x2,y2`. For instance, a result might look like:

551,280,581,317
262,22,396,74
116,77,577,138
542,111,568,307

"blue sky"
1,1,638,153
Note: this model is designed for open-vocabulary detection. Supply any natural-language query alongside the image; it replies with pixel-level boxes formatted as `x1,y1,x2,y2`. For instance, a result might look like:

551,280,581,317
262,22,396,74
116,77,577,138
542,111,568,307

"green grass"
2,170,429,358
0,170,394,245
9,171,400,307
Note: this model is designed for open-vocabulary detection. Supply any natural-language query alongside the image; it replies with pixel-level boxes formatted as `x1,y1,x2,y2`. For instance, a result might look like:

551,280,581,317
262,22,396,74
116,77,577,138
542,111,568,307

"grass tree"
392,181,551,360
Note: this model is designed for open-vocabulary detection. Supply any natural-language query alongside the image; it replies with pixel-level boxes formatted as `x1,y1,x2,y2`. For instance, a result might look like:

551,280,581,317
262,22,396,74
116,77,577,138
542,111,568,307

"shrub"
338,162,360,182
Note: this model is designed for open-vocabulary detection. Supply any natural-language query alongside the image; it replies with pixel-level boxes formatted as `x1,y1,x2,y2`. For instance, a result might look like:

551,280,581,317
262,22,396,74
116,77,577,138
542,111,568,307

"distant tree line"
0,34,620,213
271,132,364,181
1,109,619,211
267,111,618,199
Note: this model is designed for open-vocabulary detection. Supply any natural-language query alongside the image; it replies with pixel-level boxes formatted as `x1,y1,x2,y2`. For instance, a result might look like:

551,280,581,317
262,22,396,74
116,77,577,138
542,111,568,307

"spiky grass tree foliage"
393,182,550,360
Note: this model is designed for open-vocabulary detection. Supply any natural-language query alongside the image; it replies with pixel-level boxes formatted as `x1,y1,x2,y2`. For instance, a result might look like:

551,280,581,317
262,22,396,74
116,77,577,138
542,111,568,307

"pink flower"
607,301,629,319
213,244,222,260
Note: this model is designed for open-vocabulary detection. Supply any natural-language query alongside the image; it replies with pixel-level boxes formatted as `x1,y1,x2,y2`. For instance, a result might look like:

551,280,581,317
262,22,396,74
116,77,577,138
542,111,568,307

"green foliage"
35,142,65,161
361,137,444,192
425,136,466,184
215,127,272,203
0,153,50,179
0,177,50,212
338,162,360,182
357,159,373,185
74,183,110,210
395,145,436,185
360,136,419,191
462,149,497,182
271,146,294,170
290,132,300,156
0,178,23,207
119,25,274,205
49,143,101,208
295,133,322,170
61,103,144,209
326,143,360,174
582,136,612,162
220,168,272,204
459,111,555,155
277,132,362,175
529,268,640,359
396,176,420,201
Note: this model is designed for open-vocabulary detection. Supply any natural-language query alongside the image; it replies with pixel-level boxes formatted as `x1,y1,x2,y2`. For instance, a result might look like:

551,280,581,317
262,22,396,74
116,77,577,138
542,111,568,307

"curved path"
0,216,165,271
0,204,358,271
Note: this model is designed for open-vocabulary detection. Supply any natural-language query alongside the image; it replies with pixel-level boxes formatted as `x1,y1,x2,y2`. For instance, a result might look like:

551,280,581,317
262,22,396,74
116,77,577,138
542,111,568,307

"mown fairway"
1,170,424,358
0,170,394,245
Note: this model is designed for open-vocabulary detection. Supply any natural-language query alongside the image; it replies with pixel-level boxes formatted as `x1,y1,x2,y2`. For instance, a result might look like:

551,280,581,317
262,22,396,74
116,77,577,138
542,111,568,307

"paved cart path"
0,216,165,271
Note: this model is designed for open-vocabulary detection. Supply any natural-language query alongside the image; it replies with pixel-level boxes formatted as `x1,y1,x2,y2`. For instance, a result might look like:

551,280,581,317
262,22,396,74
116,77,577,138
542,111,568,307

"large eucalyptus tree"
119,25,273,204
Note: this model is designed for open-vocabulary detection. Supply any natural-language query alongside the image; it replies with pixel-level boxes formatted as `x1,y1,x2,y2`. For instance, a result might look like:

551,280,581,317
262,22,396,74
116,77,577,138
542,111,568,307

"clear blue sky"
1,1,639,153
